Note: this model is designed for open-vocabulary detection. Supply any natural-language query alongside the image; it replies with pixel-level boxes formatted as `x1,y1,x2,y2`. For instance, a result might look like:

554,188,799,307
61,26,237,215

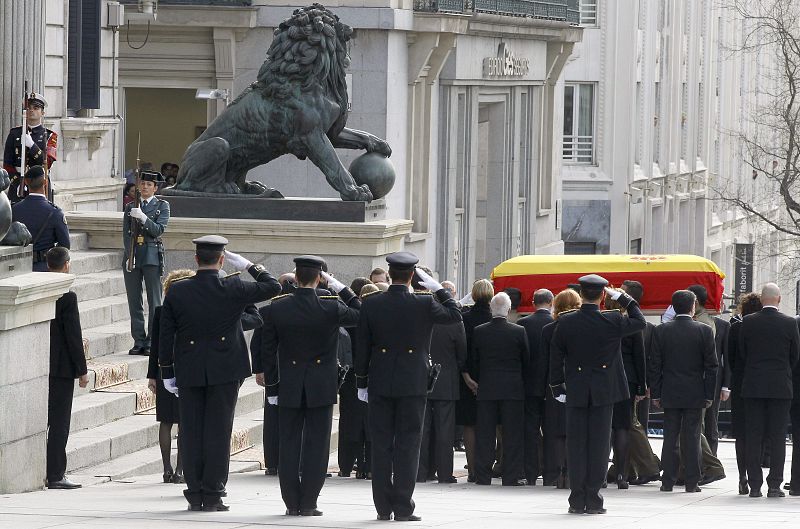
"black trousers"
47,376,75,482
179,381,239,506
369,394,426,518
263,399,280,470
542,396,566,482
278,404,333,511
790,400,800,492
565,404,612,511
745,398,791,490
418,399,456,482
475,399,524,485
523,396,545,483
704,389,722,455
661,408,703,487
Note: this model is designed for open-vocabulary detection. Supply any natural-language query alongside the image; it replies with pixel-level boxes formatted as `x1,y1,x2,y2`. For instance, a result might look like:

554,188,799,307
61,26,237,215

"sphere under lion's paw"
349,153,395,200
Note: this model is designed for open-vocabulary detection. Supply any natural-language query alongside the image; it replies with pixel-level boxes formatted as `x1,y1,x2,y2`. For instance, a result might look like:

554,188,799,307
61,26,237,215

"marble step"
68,249,124,276
66,379,265,473
83,320,134,360
77,294,130,329
71,270,127,303
69,232,89,251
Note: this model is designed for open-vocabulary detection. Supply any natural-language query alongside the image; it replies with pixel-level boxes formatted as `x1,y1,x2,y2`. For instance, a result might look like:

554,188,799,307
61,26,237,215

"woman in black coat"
457,279,494,482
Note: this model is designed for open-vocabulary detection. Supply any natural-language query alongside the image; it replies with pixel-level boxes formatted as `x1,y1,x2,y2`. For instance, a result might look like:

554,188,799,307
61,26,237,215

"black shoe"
630,473,660,486
660,485,673,492
790,489,800,496
128,346,144,355
265,468,278,476
699,474,725,486
140,347,150,356
187,504,203,511
202,501,229,512
617,475,629,489
685,485,702,493
337,471,350,477
286,509,300,516
467,474,476,483
439,476,458,484
172,473,185,484
220,490,227,498
567,507,584,514
163,470,174,483
377,514,392,521
750,489,763,498
768,488,786,498
454,441,466,452
300,509,323,516
47,479,82,489
394,514,422,521
585,508,607,515
739,480,749,495
675,478,685,486
503,479,527,486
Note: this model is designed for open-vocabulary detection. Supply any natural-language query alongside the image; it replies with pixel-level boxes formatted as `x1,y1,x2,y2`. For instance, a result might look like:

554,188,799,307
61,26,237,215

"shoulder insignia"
558,308,579,316
319,295,340,300
414,290,433,295
270,293,293,301
171,275,192,283
601,309,621,313
362,290,383,298
221,271,242,279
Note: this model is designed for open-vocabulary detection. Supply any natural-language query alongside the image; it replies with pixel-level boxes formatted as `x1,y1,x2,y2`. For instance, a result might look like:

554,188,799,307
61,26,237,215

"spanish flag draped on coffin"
490,254,725,313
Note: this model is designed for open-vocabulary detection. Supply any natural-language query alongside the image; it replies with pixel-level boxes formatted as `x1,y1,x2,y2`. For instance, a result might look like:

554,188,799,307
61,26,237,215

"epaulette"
319,295,340,300
171,275,192,283
362,290,383,298
558,308,579,316
270,293,293,301
221,271,241,279
601,309,621,313
414,290,433,295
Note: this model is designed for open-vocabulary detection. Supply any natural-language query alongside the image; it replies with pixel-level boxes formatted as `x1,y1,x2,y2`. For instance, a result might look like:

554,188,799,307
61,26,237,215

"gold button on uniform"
292,360,297,365
381,348,386,353
602,365,607,369
577,366,582,371
408,349,413,353
190,340,195,345
221,336,226,341
316,359,321,364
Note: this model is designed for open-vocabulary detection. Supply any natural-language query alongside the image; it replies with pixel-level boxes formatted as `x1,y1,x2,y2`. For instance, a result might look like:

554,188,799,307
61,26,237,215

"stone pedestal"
0,246,74,494
65,212,414,281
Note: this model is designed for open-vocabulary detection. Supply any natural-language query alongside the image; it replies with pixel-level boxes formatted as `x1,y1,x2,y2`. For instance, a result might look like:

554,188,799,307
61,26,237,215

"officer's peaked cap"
28,92,47,108
386,251,419,271
294,255,326,270
578,274,609,288
192,235,228,252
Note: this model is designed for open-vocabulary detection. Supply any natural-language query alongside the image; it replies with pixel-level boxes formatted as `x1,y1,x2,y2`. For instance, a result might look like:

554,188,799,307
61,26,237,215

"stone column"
0,246,73,494
0,0,46,138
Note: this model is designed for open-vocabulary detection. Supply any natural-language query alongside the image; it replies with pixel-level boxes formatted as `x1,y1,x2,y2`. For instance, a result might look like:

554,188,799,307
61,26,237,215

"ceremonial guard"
549,275,646,515
355,252,462,522
158,236,281,511
3,92,57,203
123,171,170,356
261,256,361,516
11,166,69,271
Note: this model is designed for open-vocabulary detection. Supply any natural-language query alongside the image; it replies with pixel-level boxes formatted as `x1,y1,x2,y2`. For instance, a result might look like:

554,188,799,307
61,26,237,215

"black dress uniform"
540,320,568,486
549,275,645,514
261,255,361,516
472,317,529,486
650,314,717,491
158,236,280,510
517,308,554,484
355,252,462,520
11,171,69,271
417,321,467,483
250,306,280,474
123,171,170,355
339,325,371,477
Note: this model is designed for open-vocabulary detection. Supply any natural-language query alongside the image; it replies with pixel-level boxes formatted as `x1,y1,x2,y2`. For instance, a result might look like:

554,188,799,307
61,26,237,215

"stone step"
70,391,137,433
77,294,130,329
68,250,124,276
83,320,134,360
76,352,151,396
66,379,265,474
71,270,127,303
69,232,89,251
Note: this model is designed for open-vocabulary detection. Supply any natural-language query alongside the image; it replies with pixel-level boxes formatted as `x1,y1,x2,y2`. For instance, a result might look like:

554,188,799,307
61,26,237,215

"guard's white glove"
223,250,252,272
321,271,345,293
604,287,622,300
23,133,34,149
163,377,179,396
414,267,443,292
357,388,369,403
130,207,148,223
555,394,566,403
267,396,278,406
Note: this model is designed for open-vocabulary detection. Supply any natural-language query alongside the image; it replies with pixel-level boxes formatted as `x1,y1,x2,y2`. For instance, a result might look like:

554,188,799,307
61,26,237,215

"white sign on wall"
483,43,530,78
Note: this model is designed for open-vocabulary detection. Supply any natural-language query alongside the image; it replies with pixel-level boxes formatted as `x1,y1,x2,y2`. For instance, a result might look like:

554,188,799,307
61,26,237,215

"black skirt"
456,378,477,426
155,380,180,423
544,393,566,436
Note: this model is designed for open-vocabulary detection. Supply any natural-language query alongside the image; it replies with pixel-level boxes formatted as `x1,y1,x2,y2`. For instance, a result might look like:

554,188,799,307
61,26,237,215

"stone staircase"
64,233,269,483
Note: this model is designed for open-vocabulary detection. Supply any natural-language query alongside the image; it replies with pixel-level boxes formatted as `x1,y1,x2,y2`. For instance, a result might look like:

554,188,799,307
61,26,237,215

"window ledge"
405,232,430,243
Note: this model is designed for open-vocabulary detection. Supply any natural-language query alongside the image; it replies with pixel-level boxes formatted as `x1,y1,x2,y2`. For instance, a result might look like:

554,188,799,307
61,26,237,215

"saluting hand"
321,271,345,293
223,250,252,272
414,267,443,292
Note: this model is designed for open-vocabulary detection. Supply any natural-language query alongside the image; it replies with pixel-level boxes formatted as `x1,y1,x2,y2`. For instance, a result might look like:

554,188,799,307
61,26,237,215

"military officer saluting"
549,274,646,515
261,255,361,517
355,252,462,522
3,92,58,203
11,166,69,271
159,236,281,512
123,171,170,356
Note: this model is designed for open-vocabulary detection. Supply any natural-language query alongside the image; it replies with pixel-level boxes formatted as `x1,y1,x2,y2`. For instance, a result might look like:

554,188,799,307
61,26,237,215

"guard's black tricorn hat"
192,235,228,252
578,274,609,288
386,251,419,271
140,170,164,183
294,255,326,270
24,165,45,180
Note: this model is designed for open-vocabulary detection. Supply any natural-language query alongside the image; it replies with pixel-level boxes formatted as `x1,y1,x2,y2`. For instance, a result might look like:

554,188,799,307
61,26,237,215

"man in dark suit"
650,290,717,493
620,280,655,433
473,292,529,486
740,283,800,498
261,256,361,516
516,288,553,485
417,319,467,483
159,236,281,511
549,274,646,515
707,316,731,455
45,247,88,489
355,252,462,522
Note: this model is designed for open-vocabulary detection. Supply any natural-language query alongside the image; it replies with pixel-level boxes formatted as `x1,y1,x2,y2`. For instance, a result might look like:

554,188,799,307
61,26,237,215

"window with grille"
565,241,597,255
67,0,101,111
563,83,595,164
579,0,598,26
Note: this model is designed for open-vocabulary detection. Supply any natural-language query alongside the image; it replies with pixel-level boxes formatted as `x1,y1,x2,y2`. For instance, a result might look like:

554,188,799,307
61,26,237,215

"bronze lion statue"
163,4,390,202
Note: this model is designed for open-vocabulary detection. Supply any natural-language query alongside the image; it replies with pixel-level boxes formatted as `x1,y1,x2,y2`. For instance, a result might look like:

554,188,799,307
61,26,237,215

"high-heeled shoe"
616,474,629,489
163,470,174,483
172,473,185,484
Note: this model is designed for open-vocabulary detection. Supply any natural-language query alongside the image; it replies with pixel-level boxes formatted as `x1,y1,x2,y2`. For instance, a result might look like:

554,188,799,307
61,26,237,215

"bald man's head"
533,288,554,308
761,282,781,306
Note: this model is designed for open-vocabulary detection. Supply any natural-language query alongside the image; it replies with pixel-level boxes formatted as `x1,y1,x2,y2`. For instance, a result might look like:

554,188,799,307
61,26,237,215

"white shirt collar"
762,305,779,310
27,192,47,198
675,314,693,319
